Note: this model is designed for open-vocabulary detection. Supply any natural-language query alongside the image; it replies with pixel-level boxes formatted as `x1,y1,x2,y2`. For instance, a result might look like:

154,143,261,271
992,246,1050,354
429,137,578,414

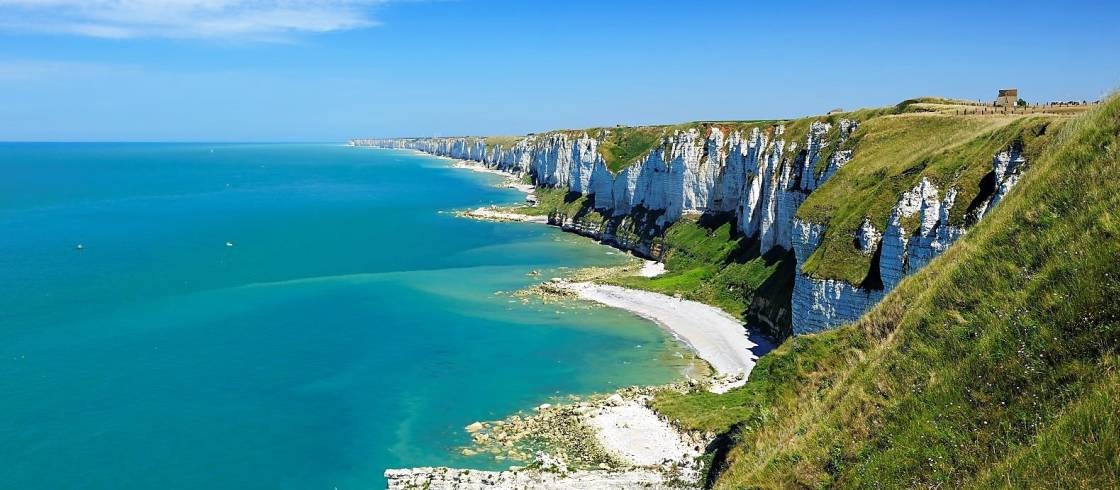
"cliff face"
351,120,1026,336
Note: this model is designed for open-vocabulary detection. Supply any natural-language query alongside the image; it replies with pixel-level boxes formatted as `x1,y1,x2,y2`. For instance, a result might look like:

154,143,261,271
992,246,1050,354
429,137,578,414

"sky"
0,0,1117,141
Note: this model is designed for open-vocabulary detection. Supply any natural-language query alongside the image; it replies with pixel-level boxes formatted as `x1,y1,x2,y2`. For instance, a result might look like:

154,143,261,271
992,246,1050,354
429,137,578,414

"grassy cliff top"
482,135,523,150
588,126,666,173
654,94,1120,488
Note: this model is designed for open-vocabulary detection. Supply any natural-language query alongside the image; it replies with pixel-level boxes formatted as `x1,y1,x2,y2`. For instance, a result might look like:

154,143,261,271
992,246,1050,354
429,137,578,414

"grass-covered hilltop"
359,95,1118,487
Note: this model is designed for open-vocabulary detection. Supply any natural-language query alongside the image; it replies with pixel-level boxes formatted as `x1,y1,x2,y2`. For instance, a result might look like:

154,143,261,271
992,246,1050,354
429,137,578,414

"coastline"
387,155,770,488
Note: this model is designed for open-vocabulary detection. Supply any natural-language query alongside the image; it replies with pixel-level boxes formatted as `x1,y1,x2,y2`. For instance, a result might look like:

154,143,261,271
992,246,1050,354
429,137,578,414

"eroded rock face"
352,123,1024,336
791,275,885,335
790,219,883,334
856,218,882,256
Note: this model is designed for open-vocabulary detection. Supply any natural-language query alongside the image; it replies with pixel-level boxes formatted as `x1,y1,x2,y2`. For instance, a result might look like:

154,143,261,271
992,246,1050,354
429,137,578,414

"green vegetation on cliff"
516,186,596,219
654,95,1120,488
606,214,795,338
591,126,666,173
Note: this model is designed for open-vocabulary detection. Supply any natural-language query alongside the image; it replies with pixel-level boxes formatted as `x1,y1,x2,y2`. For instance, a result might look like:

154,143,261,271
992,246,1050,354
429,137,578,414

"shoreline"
386,155,769,488
456,205,549,224
387,387,708,489
553,281,771,393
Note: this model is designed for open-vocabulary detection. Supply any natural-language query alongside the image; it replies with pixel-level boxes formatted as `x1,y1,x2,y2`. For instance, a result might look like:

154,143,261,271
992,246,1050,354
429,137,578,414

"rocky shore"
455,206,548,223
386,386,707,490
385,466,681,489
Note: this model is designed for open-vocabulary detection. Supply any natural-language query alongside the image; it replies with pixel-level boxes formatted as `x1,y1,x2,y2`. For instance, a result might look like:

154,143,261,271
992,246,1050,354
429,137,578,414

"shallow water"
0,143,684,489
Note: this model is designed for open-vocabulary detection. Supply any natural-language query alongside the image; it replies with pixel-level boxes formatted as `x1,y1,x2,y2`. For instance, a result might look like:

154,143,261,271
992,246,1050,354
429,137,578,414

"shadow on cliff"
691,212,798,340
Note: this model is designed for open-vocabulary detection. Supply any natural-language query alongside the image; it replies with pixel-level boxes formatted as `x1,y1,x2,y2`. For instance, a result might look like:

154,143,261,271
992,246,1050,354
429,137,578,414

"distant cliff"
352,99,1065,337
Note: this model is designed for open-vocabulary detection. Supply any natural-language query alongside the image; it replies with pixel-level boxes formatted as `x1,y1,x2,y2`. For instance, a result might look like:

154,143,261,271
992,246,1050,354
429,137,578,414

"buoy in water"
225,241,234,247
75,243,84,250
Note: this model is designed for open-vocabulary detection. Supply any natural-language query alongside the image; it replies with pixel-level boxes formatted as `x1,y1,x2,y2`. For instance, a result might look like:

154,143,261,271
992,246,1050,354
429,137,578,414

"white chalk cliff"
350,129,1025,335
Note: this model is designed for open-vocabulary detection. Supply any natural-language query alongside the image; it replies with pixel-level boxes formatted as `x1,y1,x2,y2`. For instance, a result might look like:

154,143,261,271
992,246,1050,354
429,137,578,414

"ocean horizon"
0,143,687,488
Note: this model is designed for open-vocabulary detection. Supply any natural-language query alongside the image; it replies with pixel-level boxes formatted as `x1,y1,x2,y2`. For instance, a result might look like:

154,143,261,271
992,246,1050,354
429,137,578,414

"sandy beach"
560,282,771,393
586,395,701,466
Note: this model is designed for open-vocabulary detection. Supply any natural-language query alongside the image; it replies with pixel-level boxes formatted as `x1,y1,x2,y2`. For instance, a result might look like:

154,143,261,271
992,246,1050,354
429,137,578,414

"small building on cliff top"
996,88,1019,108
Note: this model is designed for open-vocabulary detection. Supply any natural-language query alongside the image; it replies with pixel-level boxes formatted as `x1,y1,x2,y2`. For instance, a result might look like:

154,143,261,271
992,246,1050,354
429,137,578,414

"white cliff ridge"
350,125,1026,335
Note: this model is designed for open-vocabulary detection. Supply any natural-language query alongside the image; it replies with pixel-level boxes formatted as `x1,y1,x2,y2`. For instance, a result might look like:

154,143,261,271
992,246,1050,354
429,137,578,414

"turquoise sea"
0,144,685,489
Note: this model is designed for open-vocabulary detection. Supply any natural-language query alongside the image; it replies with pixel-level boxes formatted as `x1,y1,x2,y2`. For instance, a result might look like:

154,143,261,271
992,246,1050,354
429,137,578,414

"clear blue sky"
1,0,1117,141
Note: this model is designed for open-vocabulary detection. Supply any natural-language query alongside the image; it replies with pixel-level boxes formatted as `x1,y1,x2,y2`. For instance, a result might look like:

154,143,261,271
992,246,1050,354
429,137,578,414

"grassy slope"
653,95,1120,488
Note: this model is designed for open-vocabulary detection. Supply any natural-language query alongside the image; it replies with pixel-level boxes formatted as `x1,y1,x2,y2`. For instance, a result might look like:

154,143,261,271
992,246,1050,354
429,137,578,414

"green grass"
483,135,523,151
590,126,667,173
654,328,867,435
650,95,1120,488
972,369,1119,488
